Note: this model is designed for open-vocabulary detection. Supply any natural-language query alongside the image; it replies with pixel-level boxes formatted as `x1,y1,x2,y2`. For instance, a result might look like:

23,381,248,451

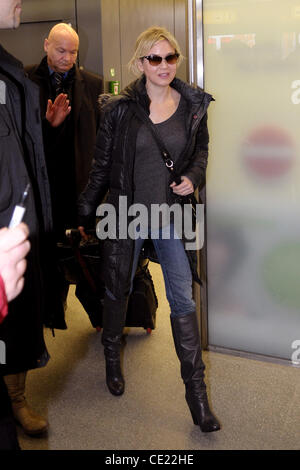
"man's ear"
44,38,49,53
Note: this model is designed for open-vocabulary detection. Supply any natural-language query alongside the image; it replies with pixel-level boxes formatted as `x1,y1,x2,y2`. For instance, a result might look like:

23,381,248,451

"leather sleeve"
77,104,116,227
182,112,209,191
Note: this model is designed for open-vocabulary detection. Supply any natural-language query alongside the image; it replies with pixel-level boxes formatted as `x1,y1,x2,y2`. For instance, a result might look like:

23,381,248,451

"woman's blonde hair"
128,26,183,76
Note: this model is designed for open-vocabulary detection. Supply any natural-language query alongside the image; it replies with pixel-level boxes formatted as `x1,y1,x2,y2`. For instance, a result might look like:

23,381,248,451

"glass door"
203,0,300,362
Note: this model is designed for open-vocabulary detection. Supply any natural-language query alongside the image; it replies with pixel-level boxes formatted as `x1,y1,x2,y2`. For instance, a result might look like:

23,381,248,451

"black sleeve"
182,112,209,191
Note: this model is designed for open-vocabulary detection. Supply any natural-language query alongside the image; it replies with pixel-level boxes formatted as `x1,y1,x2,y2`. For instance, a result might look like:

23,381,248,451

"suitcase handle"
65,229,98,293
65,228,96,243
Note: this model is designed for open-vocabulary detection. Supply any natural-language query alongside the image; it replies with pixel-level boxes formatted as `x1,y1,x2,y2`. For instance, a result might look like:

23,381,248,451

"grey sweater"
133,96,187,229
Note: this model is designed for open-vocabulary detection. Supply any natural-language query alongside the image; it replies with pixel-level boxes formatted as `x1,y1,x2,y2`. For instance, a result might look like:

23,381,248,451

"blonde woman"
78,26,220,432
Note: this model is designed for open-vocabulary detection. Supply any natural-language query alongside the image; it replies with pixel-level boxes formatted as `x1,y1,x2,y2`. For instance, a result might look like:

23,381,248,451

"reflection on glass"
204,0,300,361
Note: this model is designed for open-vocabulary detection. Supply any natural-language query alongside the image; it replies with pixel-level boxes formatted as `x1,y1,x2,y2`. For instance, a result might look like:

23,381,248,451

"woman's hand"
170,176,194,196
0,223,30,302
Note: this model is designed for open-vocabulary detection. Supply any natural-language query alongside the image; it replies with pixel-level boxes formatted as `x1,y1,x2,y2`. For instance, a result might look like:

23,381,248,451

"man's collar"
48,66,68,79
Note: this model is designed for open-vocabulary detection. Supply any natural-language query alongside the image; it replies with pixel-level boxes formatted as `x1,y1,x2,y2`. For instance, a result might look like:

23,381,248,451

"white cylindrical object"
8,205,26,228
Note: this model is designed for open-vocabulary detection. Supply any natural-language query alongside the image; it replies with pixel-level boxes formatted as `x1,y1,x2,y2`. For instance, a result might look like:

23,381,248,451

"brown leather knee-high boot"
4,372,48,436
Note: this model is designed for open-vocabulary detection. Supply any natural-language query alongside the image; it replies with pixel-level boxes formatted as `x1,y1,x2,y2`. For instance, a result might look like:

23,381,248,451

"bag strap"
132,103,181,184
132,103,199,242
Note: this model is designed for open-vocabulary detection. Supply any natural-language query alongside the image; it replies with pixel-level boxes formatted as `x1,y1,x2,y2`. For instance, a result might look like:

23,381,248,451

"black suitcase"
57,229,158,333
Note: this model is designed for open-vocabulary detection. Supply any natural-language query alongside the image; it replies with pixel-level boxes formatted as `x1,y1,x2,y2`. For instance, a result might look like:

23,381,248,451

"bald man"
25,24,103,327
26,24,103,239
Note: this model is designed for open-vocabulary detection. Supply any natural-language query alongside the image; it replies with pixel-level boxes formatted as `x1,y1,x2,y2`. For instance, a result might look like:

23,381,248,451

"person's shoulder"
78,67,103,86
98,92,129,114
98,77,144,117
172,77,214,104
24,58,48,83
24,63,38,76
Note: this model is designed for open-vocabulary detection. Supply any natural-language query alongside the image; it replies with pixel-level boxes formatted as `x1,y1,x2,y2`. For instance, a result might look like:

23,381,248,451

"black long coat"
78,76,213,300
0,45,61,374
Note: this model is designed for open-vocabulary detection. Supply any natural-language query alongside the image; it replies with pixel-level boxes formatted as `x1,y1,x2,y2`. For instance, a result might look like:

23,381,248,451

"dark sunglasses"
142,53,179,66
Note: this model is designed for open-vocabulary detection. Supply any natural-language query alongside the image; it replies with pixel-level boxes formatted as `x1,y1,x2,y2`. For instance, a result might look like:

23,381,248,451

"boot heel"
189,405,220,432
186,392,220,432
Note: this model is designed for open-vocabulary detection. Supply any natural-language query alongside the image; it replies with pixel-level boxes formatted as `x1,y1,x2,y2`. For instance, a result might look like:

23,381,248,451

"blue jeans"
130,224,195,318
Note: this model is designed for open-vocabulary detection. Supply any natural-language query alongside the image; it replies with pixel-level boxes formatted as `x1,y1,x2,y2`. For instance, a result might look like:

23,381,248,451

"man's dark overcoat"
0,45,64,374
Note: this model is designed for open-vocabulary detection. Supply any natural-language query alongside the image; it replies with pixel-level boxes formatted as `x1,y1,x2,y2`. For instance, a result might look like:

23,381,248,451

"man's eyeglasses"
141,53,180,66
